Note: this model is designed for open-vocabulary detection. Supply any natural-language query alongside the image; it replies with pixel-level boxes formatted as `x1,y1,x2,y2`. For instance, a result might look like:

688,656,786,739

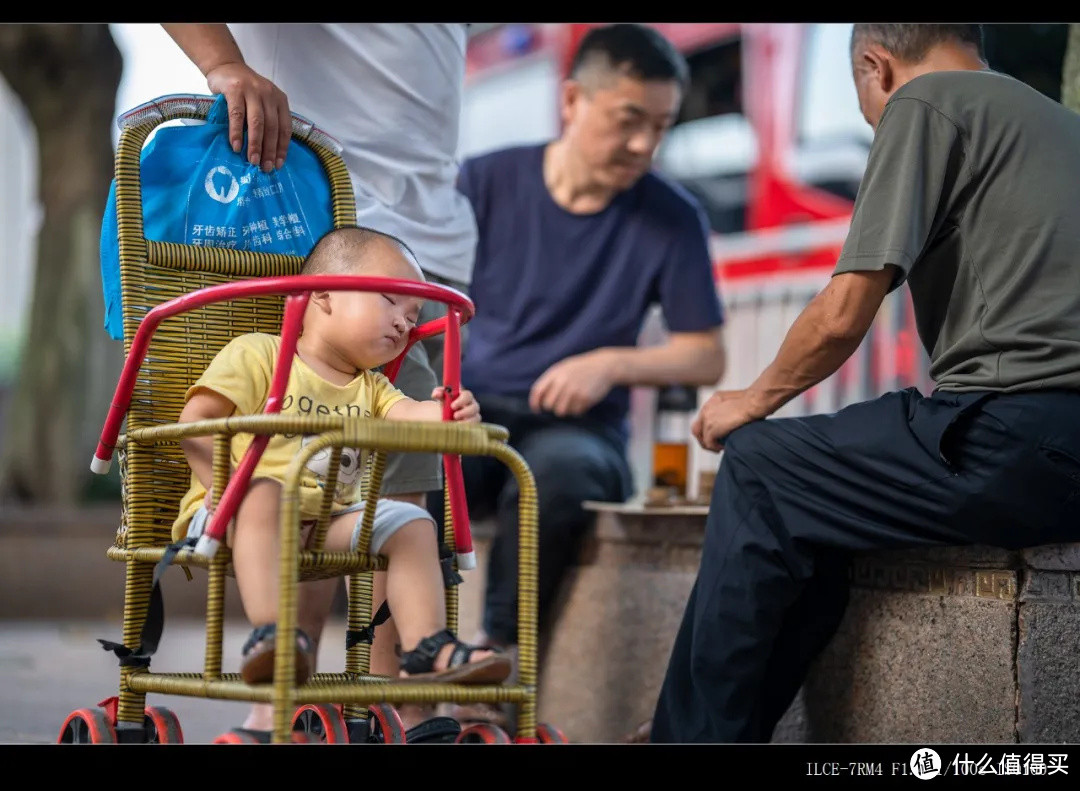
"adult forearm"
603,336,725,388
161,23,245,76
745,294,865,417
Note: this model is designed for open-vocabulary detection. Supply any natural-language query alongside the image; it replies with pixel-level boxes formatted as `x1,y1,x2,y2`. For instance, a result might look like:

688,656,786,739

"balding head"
849,23,987,131
301,226,424,280
851,24,985,66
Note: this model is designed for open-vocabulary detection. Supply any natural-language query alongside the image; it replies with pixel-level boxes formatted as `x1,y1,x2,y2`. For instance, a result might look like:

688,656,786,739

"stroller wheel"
212,728,263,744
535,722,568,743
213,727,314,744
367,703,407,743
58,708,118,744
292,703,348,743
144,706,184,743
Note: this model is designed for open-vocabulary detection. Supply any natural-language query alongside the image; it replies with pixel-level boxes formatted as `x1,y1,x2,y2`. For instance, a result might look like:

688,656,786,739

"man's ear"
863,45,895,94
560,79,582,129
309,290,332,314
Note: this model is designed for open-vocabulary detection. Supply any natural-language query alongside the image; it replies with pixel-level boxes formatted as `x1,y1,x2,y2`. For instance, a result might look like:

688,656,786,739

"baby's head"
301,226,426,371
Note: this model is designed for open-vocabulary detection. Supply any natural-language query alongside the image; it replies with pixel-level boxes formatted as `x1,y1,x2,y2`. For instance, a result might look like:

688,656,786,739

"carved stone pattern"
1020,570,1080,603
851,559,1018,600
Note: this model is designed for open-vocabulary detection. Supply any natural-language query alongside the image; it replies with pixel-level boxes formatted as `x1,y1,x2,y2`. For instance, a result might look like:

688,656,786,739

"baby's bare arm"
384,387,480,423
178,388,238,491
383,397,442,423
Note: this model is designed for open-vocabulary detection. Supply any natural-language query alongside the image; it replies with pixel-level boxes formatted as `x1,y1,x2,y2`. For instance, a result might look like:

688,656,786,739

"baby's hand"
432,386,481,423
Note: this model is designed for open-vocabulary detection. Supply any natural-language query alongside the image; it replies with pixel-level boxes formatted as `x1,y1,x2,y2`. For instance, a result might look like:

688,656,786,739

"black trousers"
430,394,633,645
651,387,1080,743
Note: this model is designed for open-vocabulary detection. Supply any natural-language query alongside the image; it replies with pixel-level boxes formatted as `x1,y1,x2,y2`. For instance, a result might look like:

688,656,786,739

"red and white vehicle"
460,23,931,495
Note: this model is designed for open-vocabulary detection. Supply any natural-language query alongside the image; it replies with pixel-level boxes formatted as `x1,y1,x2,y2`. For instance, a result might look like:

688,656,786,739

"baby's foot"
398,629,512,685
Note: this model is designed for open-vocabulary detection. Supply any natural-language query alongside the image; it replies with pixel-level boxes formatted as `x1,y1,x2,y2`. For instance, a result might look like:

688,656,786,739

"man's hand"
433,386,481,423
205,62,292,172
691,389,767,452
529,350,616,417
160,24,292,171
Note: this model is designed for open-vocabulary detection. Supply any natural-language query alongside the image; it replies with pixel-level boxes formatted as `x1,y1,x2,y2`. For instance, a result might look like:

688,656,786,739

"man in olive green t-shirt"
653,24,1080,743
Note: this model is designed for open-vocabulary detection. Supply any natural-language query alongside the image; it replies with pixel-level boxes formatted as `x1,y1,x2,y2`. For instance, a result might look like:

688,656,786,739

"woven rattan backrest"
114,98,355,550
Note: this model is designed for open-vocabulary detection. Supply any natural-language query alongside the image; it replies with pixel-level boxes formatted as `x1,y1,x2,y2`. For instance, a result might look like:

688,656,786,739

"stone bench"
522,501,1080,744
785,542,1080,743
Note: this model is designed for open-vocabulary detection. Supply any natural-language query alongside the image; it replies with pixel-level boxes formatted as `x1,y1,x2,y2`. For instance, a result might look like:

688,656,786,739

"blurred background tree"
0,25,124,504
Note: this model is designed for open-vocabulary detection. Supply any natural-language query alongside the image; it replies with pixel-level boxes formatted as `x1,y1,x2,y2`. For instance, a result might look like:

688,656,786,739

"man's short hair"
851,24,985,63
570,23,689,91
301,225,421,276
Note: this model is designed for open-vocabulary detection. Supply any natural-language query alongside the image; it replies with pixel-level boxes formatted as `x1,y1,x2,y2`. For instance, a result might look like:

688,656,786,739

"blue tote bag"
100,94,335,340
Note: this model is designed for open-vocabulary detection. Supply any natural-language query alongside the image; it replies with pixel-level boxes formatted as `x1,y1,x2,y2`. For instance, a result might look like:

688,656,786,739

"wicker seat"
58,95,555,745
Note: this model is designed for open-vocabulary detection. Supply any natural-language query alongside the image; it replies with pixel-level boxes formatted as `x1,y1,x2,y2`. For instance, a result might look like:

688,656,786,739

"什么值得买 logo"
911,748,941,780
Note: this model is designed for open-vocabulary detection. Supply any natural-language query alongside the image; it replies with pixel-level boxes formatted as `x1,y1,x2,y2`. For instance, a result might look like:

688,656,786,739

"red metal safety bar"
90,275,477,567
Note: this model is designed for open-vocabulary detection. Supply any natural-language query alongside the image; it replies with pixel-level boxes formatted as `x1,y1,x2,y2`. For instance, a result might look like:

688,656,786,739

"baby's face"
327,243,424,370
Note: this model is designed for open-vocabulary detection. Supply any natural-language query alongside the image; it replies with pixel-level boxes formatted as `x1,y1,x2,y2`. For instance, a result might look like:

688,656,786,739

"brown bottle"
652,385,697,500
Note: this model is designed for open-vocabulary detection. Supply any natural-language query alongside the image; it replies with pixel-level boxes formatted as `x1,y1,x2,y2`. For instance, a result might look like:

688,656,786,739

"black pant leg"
651,387,1062,743
758,549,852,739
427,452,507,537
428,393,523,546
483,423,631,644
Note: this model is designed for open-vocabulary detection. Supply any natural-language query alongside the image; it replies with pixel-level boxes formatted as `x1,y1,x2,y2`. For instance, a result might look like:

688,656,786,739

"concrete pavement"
0,616,357,744
0,505,494,744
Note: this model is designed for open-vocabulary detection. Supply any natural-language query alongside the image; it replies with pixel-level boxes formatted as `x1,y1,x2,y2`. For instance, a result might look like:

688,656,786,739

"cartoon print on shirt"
302,435,366,503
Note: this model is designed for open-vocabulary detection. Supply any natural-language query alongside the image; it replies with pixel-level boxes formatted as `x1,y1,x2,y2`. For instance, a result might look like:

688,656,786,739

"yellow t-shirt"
171,332,407,541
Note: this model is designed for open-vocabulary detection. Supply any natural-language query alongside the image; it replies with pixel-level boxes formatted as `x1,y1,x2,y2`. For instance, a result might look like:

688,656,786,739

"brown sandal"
239,624,314,685
399,629,511,684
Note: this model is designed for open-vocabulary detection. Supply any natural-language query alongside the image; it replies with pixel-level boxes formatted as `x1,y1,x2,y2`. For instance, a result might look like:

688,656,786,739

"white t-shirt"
228,23,477,283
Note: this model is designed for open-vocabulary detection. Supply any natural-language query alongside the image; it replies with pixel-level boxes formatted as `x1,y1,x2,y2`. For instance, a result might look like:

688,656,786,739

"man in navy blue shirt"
434,24,726,709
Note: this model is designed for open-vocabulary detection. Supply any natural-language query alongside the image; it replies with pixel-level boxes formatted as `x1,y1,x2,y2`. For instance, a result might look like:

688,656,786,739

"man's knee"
722,420,774,464
527,446,622,509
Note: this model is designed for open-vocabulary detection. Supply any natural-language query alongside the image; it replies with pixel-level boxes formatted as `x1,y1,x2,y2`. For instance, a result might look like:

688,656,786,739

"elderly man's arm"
528,326,725,417
692,266,897,451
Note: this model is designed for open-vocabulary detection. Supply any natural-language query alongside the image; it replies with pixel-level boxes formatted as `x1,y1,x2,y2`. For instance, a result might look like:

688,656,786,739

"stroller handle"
116,93,344,156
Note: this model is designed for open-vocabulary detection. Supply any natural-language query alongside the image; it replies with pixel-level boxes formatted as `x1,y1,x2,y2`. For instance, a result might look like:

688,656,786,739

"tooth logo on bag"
205,165,240,204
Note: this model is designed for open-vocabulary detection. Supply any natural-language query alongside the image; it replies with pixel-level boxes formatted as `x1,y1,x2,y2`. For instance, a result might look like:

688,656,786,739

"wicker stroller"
58,95,565,745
